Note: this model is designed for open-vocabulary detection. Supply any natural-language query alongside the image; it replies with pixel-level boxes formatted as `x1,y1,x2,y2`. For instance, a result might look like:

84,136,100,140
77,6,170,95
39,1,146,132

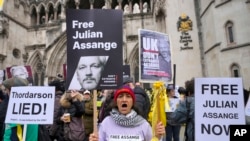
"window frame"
230,63,240,77
225,21,236,45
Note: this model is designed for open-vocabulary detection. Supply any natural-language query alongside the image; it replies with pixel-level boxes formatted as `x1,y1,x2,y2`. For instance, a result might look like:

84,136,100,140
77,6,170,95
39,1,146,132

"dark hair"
49,80,65,93
178,87,187,95
185,78,195,95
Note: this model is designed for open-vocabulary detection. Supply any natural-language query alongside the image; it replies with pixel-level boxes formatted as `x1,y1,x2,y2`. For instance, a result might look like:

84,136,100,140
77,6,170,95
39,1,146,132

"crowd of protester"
0,74,249,141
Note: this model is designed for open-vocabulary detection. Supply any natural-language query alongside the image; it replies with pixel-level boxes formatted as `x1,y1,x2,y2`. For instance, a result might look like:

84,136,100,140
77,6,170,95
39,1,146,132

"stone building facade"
197,0,250,89
0,0,249,89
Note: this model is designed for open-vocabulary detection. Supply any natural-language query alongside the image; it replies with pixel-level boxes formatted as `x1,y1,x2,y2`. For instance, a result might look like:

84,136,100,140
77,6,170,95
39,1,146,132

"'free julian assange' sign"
195,78,245,141
66,9,123,90
5,86,55,124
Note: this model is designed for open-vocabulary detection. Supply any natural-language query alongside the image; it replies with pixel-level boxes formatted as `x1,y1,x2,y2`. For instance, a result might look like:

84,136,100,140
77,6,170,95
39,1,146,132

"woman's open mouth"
122,103,127,107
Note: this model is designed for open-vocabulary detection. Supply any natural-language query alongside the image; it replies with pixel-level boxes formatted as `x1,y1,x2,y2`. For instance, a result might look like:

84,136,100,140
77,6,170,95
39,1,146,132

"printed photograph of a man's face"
75,56,109,90
10,66,29,79
158,38,171,62
6,65,34,85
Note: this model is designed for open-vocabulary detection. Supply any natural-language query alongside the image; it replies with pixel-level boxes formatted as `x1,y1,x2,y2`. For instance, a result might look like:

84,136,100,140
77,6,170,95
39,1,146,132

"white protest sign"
195,78,245,141
5,86,55,124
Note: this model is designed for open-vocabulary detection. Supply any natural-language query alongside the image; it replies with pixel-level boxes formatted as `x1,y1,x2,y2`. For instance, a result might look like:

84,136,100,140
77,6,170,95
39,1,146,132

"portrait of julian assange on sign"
66,9,123,90
6,65,34,86
139,29,172,83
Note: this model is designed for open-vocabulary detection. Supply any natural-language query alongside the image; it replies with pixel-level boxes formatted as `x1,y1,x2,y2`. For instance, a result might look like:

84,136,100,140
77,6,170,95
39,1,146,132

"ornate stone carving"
0,15,9,37
22,53,29,64
0,54,6,63
36,61,44,74
154,0,166,16
14,0,20,8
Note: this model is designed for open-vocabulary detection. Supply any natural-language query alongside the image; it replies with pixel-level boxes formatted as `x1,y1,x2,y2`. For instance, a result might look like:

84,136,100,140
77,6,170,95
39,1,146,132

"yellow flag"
0,0,4,11
151,81,169,141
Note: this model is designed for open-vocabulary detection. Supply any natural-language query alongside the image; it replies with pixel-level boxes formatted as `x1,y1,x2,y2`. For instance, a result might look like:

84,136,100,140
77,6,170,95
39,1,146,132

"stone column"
139,0,143,13
45,10,49,24
60,0,66,19
0,54,6,69
75,0,80,9
37,13,40,25
22,53,29,64
128,0,132,14
105,0,112,9
54,8,57,20
89,0,95,9
36,62,44,86
117,0,123,9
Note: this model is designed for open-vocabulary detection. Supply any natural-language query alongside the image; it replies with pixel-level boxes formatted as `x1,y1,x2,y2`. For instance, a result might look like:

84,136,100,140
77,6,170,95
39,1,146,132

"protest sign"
195,78,245,141
66,9,123,90
139,29,172,83
5,86,55,124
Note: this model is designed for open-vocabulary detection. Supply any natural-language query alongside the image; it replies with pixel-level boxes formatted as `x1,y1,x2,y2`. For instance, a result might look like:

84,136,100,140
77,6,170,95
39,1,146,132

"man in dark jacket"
47,79,65,140
123,77,150,120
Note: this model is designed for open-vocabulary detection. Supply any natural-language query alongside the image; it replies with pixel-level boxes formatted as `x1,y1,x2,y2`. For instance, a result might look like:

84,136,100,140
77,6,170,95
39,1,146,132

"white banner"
195,77,245,141
5,86,55,124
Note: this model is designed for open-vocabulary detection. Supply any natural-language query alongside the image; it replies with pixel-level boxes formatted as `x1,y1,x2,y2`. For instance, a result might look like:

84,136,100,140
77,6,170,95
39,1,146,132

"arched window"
39,6,46,25
225,21,235,44
30,7,37,26
48,4,54,23
230,64,240,77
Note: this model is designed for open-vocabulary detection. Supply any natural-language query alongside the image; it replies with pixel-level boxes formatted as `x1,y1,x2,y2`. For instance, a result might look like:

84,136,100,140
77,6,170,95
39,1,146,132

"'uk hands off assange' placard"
5,87,55,124
195,78,245,141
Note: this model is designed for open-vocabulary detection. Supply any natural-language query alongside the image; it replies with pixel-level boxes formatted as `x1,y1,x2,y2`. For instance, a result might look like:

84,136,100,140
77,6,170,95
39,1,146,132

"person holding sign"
165,84,181,141
169,78,195,141
82,90,94,140
1,77,38,141
47,79,65,140
89,85,165,141
56,90,85,141
74,56,108,90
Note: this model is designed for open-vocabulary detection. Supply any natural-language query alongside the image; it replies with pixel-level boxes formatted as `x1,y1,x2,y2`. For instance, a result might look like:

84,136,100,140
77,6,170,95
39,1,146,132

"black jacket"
133,86,150,120
55,94,85,141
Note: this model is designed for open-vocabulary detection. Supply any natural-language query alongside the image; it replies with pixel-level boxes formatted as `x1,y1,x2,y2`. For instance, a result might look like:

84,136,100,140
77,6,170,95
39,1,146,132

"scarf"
110,108,145,127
